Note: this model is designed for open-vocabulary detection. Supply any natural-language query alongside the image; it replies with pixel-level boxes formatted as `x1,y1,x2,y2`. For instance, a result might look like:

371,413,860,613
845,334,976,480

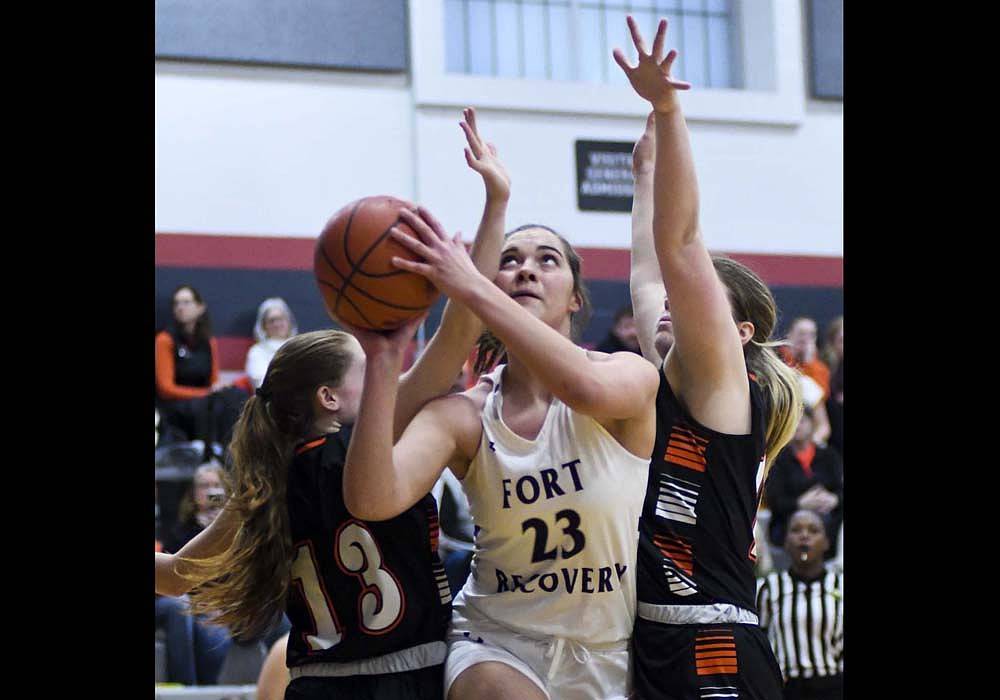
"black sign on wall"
575,140,635,213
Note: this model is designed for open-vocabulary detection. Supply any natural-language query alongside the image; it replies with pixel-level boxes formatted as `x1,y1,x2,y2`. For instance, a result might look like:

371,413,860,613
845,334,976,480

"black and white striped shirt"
756,568,844,682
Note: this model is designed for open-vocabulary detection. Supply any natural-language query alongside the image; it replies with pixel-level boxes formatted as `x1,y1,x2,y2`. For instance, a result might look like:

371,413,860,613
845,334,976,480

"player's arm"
390,216,660,421
394,108,507,438
344,323,478,521
155,504,241,596
615,17,749,417
629,111,667,366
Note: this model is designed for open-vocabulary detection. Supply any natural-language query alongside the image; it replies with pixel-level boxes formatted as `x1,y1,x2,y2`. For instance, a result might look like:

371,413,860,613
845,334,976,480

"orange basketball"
314,195,439,331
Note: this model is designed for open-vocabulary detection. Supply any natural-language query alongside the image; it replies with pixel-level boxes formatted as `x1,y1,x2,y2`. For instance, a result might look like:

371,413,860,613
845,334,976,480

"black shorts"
284,664,444,700
632,617,783,700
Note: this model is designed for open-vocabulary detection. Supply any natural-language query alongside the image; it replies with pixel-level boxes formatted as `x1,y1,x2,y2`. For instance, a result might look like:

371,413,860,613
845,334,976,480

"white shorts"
444,601,631,700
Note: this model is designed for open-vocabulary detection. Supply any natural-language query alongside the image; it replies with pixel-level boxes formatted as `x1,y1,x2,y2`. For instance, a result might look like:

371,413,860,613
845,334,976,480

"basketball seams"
315,196,437,330
332,199,365,319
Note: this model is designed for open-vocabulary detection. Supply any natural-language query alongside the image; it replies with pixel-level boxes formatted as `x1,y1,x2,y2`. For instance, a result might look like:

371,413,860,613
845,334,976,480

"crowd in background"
155,285,843,693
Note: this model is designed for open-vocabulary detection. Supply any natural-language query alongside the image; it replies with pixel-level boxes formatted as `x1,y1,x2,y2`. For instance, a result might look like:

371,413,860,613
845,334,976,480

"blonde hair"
712,256,802,475
181,330,356,640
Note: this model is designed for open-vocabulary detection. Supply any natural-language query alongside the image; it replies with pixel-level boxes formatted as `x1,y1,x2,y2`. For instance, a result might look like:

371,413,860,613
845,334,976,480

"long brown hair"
170,284,213,347
474,224,593,375
181,330,356,640
712,256,802,475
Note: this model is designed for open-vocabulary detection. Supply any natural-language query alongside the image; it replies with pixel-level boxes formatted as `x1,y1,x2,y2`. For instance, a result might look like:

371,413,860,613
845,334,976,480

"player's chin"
653,330,674,356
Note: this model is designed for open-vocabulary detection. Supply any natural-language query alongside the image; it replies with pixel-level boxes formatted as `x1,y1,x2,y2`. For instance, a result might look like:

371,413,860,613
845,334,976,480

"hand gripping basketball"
389,207,483,305
314,195,441,330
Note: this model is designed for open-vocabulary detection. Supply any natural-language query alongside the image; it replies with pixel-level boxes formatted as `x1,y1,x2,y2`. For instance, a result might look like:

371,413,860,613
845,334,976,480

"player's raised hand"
461,107,510,201
613,16,691,113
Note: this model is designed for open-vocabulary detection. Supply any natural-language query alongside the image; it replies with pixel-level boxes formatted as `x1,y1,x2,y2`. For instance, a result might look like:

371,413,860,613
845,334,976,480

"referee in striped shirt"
756,508,844,700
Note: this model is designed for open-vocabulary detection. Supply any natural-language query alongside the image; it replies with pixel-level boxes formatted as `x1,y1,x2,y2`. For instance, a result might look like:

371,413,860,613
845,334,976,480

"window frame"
410,0,805,125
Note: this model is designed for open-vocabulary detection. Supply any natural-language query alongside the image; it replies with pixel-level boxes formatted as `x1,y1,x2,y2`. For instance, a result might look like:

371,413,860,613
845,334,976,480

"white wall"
413,104,842,256
155,1,842,257
155,63,414,237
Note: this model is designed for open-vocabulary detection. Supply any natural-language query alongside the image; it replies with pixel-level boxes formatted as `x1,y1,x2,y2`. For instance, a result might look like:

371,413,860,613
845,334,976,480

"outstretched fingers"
650,19,667,60
461,108,486,159
626,15,648,56
612,47,633,75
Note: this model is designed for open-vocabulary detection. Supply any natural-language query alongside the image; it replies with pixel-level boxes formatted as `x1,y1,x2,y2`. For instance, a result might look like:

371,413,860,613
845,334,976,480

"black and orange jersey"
285,425,452,668
636,368,768,613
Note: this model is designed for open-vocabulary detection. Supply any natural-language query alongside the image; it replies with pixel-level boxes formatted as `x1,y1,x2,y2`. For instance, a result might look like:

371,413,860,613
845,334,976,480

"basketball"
314,195,439,331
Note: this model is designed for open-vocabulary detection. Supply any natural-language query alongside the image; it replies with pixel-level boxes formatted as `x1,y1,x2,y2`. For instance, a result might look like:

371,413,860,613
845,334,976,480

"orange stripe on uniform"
295,437,327,456
695,630,738,675
696,651,738,659
697,665,739,675
654,533,694,574
665,427,708,471
665,450,706,471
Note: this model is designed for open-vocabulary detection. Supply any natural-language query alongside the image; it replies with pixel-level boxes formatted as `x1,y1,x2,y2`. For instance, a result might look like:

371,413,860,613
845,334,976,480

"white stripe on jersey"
655,473,700,525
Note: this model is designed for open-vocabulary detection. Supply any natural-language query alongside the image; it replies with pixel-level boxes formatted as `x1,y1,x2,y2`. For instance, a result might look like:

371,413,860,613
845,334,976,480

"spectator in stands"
780,316,831,399
155,462,233,686
245,297,298,390
819,316,843,381
156,461,292,685
756,508,844,699
155,284,248,459
795,370,831,446
821,317,844,459
764,405,843,571
163,462,227,554
595,304,642,354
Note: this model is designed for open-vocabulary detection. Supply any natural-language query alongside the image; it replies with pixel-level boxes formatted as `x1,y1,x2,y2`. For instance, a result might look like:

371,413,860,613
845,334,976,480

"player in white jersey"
341,130,659,700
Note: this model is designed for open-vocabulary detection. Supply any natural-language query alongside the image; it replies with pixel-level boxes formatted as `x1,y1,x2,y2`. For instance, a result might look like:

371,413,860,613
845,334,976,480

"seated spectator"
780,316,832,399
826,354,843,459
244,297,298,390
155,461,232,685
764,406,843,571
163,462,227,554
595,304,641,354
820,316,843,382
756,509,844,699
821,317,844,459
155,284,248,458
796,370,832,446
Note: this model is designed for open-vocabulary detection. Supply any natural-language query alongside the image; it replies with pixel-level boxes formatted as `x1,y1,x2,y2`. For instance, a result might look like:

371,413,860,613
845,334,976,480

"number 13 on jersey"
290,520,405,651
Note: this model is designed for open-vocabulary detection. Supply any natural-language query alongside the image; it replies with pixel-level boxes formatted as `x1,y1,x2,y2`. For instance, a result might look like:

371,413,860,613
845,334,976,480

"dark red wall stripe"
217,337,255,373
156,232,317,270
156,233,842,286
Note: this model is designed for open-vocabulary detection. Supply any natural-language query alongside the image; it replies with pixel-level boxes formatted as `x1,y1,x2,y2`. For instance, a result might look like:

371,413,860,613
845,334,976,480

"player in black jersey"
154,109,506,699
615,16,803,699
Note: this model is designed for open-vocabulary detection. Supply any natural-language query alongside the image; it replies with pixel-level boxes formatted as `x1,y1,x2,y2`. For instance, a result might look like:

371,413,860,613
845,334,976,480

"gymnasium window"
443,0,741,89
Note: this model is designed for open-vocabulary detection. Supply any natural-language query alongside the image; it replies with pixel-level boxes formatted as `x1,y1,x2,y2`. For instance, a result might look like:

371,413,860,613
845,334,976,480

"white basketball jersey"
455,364,650,644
